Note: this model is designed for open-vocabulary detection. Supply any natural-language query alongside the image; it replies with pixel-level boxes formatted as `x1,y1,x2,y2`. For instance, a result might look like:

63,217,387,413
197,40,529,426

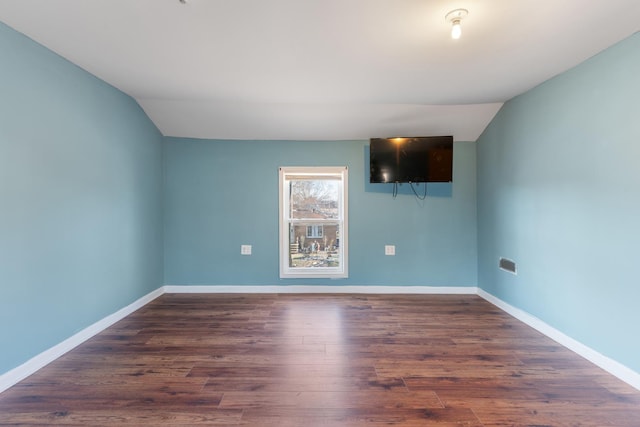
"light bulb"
445,9,467,39
451,20,462,39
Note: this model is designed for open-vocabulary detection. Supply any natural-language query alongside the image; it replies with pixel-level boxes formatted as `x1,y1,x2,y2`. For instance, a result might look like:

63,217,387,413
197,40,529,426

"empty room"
1,0,639,425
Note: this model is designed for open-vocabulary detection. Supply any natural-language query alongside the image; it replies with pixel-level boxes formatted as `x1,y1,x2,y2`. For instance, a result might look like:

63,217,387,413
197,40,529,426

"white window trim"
279,166,348,279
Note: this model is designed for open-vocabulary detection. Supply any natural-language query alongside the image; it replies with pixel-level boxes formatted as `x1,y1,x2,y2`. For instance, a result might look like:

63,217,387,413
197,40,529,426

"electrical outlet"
241,245,252,255
385,245,395,256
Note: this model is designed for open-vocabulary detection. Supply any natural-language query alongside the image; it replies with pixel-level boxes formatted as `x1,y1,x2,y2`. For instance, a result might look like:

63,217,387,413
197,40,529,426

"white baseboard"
477,289,640,391
3,285,638,394
0,287,164,394
162,285,478,294
3,285,471,393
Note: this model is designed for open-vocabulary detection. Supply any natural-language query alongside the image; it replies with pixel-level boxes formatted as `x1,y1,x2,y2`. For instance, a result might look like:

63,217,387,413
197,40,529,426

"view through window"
279,167,348,278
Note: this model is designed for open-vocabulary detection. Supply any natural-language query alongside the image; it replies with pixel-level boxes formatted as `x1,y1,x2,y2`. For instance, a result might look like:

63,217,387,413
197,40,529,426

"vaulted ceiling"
1,0,638,141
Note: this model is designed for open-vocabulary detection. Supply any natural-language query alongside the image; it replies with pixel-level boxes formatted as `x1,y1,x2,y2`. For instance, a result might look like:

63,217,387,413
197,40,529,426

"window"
279,166,348,278
306,225,323,238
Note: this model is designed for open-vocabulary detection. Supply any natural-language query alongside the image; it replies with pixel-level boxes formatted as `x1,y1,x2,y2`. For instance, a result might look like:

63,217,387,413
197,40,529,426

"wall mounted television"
369,136,453,183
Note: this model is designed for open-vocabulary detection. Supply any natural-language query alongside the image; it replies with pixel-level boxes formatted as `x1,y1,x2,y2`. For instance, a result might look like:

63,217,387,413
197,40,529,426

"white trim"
279,166,349,279
162,285,478,294
2,285,638,394
0,287,164,394
478,288,640,391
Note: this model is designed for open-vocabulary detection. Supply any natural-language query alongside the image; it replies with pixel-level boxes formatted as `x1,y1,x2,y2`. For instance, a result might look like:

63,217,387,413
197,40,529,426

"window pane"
279,166,348,279
289,180,339,219
289,222,340,268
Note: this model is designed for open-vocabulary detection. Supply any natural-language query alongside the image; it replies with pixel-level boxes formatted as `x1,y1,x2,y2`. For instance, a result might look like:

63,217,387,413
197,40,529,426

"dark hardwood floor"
1,294,639,426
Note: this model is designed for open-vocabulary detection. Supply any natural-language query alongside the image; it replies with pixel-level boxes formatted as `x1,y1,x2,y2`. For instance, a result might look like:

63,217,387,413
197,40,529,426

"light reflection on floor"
283,298,348,393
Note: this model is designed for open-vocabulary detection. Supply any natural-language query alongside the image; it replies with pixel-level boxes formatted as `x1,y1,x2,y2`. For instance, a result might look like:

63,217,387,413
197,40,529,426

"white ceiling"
0,0,638,141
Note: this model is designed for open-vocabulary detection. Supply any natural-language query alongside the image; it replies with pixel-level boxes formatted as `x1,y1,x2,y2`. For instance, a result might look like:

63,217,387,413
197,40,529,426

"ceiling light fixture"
445,8,468,40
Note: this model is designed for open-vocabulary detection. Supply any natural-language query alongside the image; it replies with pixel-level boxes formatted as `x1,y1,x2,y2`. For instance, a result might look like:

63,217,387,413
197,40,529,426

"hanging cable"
410,182,428,200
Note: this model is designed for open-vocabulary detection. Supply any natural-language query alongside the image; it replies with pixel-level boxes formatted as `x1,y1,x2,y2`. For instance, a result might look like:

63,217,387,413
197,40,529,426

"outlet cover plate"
385,245,395,256
241,245,252,255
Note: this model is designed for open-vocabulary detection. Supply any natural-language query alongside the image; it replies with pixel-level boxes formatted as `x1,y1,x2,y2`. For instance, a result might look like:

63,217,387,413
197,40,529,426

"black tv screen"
369,136,453,183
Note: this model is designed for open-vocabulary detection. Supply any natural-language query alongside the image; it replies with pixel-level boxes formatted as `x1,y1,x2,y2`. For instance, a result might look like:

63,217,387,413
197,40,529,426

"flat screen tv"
369,136,453,183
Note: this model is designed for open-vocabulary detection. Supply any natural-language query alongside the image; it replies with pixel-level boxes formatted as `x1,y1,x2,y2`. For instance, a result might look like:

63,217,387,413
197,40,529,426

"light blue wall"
477,33,640,372
0,23,164,374
164,138,477,287
7,7,636,385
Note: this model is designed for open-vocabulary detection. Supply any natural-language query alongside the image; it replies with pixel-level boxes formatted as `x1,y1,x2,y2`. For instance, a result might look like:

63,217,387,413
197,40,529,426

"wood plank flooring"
1,294,639,426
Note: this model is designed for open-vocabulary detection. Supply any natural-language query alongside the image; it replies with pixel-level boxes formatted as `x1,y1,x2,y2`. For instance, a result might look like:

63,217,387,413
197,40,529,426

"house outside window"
279,166,348,278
